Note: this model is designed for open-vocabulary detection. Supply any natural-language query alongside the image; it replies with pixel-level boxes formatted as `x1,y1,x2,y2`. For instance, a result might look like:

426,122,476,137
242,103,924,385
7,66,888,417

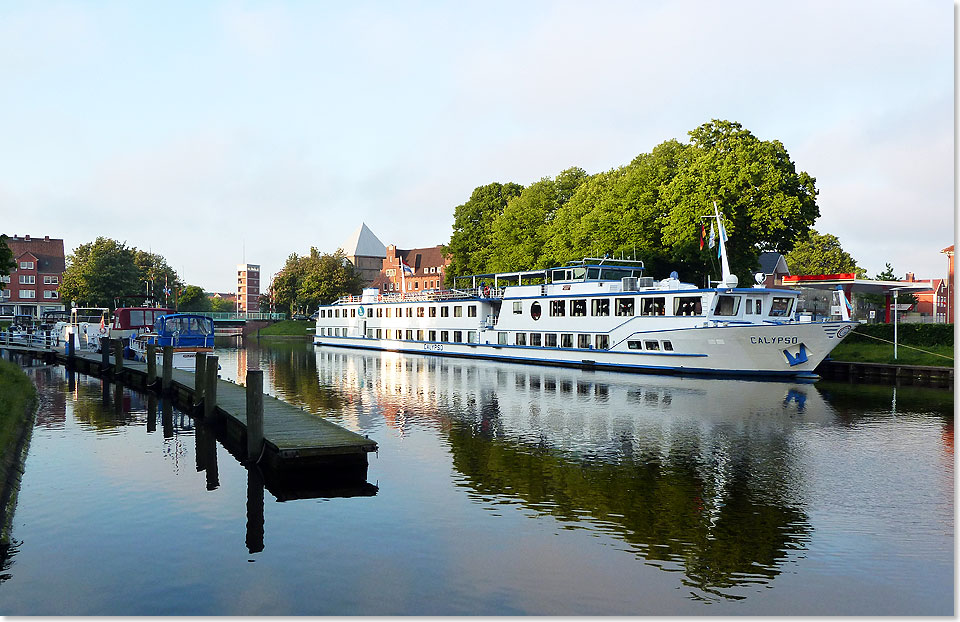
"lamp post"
893,288,899,360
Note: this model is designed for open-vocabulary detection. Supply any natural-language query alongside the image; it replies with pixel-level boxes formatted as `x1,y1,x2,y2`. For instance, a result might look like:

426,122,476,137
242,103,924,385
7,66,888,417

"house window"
19,275,35,284
19,261,34,269
0,275,8,283
43,275,58,284
591,299,610,316
43,291,58,299
386,269,396,277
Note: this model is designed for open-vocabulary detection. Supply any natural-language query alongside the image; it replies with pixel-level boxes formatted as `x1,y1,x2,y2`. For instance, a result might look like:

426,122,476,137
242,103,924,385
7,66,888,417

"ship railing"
335,288,487,305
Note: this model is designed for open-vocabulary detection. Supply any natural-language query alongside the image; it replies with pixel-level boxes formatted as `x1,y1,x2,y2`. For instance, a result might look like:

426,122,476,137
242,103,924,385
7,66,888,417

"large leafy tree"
178,285,212,312
0,236,14,291
272,248,363,313
60,238,182,309
784,229,866,277
445,181,523,282
133,250,181,301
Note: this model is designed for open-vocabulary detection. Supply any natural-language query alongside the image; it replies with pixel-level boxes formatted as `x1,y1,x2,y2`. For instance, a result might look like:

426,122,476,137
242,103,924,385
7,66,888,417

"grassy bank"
0,359,37,452
257,320,314,338
827,341,954,367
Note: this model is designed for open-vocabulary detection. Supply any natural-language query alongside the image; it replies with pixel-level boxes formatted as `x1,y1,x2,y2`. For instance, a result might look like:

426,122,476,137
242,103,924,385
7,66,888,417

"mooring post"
161,346,173,393
100,337,111,372
112,339,124,375
194,352,207,406
246,369,264,462
204,355,219,420
146,343,157,386
68,331,75,361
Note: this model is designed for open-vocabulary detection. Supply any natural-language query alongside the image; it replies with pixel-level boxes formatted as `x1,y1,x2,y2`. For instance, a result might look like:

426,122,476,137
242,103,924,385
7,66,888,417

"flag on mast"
699,225,706,250
708,221,716,249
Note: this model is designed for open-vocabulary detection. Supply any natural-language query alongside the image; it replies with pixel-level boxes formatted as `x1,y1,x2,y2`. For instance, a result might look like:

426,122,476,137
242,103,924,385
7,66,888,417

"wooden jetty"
2,334,377,472
816,359,953,388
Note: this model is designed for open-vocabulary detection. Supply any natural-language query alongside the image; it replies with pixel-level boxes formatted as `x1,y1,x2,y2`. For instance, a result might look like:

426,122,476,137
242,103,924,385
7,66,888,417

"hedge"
845,322,954,347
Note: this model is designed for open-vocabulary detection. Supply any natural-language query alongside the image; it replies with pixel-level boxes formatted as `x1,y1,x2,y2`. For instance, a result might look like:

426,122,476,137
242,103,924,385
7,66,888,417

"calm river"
0,340,953,615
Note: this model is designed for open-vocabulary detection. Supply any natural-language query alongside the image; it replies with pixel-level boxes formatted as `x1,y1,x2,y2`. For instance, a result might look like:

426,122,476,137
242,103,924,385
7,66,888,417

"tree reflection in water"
299,347,822,601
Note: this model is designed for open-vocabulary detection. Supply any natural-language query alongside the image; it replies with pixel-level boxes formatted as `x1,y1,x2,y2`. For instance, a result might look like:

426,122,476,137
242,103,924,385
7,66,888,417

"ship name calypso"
750,336,799,345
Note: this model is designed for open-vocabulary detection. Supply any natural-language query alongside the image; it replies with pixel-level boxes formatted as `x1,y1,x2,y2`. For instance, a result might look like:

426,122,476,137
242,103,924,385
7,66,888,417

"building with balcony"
237,263,260,313
1,234,66,317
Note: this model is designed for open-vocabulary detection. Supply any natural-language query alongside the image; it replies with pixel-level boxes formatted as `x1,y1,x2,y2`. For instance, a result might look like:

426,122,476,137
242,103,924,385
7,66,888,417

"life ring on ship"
378,295,383,302
483,286,490,297
99,326,107,335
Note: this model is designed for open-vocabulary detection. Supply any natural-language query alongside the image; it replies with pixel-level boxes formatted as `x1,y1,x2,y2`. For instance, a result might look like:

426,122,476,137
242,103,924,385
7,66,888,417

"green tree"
211,297,234,313
272,248,363,313
133,250,181,301
59,238,143,309
784,229,867,277
658,120,819,282
0,236,14,291
446,181,524,282
178,285,212,312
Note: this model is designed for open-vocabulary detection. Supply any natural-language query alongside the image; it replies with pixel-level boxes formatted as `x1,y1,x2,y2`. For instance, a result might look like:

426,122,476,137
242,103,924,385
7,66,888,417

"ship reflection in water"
269,346,836,600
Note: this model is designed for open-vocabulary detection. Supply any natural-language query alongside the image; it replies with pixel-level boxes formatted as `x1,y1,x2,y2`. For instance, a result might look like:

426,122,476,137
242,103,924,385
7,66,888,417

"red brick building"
904,272,947,322
1,235,66,317
370,245,449,294
237,263,260,313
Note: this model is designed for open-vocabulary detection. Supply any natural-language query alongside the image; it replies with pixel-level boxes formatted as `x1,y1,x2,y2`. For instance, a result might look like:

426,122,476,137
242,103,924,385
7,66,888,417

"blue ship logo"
783,343,808,366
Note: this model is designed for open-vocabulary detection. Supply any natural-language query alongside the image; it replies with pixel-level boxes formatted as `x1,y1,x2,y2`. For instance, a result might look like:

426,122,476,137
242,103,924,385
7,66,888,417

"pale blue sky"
2,0,953,292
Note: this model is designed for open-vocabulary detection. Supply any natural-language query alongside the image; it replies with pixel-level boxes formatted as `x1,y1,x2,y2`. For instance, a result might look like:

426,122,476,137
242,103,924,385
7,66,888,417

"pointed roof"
340,223,386,259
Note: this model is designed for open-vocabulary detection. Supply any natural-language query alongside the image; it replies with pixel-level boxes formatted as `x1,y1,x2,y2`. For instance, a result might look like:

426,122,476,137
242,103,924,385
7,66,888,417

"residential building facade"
237,264,260,313
370,244,450,294
1,235,66,317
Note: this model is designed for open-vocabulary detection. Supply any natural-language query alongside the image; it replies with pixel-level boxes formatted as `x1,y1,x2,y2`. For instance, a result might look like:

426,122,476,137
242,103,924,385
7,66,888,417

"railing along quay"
2,334,377,472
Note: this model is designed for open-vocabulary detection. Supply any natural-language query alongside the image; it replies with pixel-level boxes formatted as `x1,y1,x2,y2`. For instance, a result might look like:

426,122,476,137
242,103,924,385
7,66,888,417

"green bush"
845,323,954,347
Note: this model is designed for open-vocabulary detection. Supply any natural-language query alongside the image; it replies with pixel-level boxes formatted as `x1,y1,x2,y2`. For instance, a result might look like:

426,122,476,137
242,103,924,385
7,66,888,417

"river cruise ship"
313,258,857,379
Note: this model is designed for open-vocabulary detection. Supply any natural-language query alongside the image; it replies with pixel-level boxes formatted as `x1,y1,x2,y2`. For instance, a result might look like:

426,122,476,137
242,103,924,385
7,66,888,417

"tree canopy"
272,248,364,313
178,285,212,312
59,237,183,310
784,229,866,278
0,236,14,291
446,120,822,285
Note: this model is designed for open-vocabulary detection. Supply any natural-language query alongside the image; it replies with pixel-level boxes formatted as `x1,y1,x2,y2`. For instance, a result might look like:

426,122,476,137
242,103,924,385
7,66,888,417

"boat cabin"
148,314,215,348
112,307,173,331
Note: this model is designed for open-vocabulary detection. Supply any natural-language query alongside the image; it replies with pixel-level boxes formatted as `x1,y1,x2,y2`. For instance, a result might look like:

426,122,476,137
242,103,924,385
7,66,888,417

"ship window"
395,330,402,340
513,301,522,314
561,333,574,348
406,307,413,317
662,340,673,351
468,306,477,317
570,299,587,317
714,295,741,316
441,330,449,341
674,296,703,316
453,331,463,343
441,306,449,317
515,332,526,346
544,333,558,347
376,329,382,339
577,334,591,348
334,309,339,318
405,330,413,340
429,307,437,317
587,268,600,280
746,300,753,315
377,308,383,317
628,340,642,350
468,331,478,343
130,310,145,326
530,333,542,347
429,330,436,341
615,298,635,316
367,328,374,338
417,307,425,317
350,308,355,318
416,329,424,340
386,307,392,318
550,300,566,316
591,299,610,316
530,302,542,321
595,334,609,350
641,297,665,316
644,340,660,351
454,306,463,317
769,297,793,317
498,332,508,345
755,299,763,315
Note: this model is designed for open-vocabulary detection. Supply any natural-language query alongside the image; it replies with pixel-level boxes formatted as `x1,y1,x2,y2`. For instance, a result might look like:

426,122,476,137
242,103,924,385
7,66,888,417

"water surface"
0,341,953,615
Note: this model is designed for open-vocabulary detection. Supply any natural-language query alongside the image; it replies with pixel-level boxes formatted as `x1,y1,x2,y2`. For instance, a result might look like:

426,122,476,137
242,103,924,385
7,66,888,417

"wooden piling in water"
100,337,111,371
194,352,207,406
68,332,75,361
161,346,173,392
146,344,157,385
246,369,264,462
112,339,124,374
204,355,219,420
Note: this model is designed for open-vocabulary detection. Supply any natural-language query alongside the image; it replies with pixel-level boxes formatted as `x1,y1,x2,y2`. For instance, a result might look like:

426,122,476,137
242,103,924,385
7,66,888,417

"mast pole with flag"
700,202,737,288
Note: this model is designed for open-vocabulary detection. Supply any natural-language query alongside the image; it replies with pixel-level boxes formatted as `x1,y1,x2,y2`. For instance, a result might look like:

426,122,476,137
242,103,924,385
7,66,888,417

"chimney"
905,272,915,282
44,235,49,241
24,235,30,241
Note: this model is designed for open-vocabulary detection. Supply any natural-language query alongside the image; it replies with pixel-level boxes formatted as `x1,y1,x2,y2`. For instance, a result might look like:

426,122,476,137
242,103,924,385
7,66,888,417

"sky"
1,0,954,293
